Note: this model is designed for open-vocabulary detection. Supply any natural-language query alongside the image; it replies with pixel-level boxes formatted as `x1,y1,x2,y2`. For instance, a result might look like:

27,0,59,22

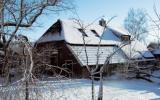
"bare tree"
0,0,73,99
0,33,74,100
124,8,148,41
148,4,160,47
73,16,130,100
0,0,73,85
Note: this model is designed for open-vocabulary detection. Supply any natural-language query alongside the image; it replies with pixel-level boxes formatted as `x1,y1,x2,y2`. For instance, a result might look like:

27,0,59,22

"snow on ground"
103,79,160,100
1,74,160,100
57,76,160,100
52,78,160,100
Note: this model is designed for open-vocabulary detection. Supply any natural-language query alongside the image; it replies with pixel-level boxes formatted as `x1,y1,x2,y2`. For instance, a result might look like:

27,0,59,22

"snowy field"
1,75,160,100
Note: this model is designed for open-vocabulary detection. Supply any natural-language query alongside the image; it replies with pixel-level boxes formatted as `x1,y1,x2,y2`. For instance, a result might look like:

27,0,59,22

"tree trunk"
98,72,103,100
91,75,94,100
3,47,10,85
25,79,29,100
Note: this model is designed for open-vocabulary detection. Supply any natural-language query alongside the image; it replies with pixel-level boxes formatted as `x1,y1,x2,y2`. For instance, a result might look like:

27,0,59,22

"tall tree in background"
124,8,148,41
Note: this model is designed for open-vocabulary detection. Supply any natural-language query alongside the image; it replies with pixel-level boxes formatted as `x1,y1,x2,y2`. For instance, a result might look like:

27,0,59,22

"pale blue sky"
22,0,160,42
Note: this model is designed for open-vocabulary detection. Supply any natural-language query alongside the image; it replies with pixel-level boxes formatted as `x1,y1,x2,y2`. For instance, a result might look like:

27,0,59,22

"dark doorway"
50,53,59,66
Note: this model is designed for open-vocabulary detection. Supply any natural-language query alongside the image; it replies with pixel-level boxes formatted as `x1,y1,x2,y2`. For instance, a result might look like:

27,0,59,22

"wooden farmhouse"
35,19,155,78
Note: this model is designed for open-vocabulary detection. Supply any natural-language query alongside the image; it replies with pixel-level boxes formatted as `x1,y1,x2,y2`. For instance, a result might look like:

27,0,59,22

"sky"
22,0,160,43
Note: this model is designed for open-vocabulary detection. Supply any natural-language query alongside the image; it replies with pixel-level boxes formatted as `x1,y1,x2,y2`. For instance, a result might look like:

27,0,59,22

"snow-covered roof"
38,32,64,43
108,26,131,36
121,40,154,59
37,19,123,45
37,19,154,60
68,45,127,66
152,48,160,55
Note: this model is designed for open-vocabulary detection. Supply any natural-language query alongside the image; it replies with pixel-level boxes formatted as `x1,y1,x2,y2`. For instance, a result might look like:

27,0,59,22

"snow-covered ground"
44,78,160,100
1,74,160,100
103,79,160,100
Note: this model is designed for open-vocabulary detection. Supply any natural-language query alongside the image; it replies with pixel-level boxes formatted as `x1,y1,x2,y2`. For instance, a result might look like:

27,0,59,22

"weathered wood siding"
36,41,83,78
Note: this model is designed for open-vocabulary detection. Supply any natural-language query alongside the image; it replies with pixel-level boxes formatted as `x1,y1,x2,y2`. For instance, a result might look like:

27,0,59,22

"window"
121,35,130,41
78,28,88,37
91,29,100,37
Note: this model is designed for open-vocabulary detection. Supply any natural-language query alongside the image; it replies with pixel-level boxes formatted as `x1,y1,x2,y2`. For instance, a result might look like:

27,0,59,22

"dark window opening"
91,30,100,37
121,35,130,41
78,28,88,37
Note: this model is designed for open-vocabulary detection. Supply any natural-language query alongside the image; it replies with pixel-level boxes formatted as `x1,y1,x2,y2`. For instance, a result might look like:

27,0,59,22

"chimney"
99,18,106,27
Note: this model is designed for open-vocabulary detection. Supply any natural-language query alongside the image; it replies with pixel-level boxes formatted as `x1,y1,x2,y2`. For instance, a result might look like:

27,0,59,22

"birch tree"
124,8,148,41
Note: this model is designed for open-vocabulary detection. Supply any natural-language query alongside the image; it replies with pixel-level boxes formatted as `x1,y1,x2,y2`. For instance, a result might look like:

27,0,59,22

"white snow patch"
69,45,127,65
37,19,122,45
122,40,154,59
1,77,160,100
